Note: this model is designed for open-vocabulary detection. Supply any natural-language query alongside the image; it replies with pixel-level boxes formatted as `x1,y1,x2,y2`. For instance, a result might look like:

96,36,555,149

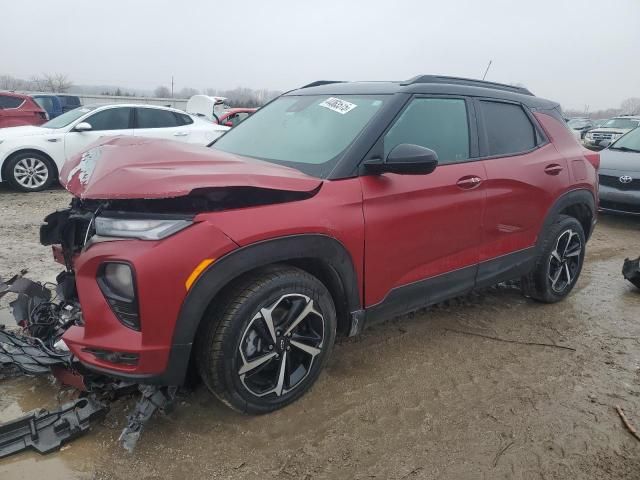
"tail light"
37,111,48,120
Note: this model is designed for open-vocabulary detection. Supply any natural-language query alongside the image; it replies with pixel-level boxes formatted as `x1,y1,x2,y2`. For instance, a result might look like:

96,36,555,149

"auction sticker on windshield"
319,97,358,114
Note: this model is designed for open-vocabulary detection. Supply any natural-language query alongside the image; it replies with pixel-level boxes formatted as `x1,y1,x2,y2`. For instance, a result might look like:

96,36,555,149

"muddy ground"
1,185,639,480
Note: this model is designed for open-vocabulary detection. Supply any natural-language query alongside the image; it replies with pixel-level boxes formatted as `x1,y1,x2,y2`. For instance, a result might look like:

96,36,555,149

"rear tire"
6,152,54,192
196,265,337,414
522,215,586,303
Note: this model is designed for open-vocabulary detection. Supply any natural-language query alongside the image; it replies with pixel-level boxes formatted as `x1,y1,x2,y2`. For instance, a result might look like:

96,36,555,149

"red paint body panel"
59,136,322,199
360,163,487,306
217,108,257,124
0,92,47,128
62,222,238,374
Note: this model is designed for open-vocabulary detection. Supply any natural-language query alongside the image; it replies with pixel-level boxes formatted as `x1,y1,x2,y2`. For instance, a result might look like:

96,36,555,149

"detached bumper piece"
623,257,640,289
119,385,177,453
0,397,107,459
0,328,71,375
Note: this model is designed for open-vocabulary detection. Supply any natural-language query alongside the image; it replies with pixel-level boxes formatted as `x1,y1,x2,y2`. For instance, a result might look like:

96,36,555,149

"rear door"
64,106,134,160
360,96,487,314
475,99,570,286
133,107,191,142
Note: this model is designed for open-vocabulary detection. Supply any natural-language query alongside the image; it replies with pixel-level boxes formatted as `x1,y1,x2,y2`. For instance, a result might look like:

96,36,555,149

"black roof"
289,75,557,110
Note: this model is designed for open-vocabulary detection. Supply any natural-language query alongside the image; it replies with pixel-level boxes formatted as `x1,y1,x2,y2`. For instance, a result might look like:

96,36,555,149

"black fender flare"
538,188,596,247
156,234,361,385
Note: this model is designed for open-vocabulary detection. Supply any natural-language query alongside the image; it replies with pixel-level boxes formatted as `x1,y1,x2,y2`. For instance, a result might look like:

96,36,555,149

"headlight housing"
95,216,192,240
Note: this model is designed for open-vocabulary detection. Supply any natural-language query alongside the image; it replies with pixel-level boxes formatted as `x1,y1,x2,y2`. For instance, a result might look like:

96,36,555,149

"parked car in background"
567,117,594,139
30,94,63,119
0,104,228,191
186,94,228,123
593,119,608,127
0,92,47,128
598,126,640,216
57,94,82,113
45,76,598,415
584,116,640,150
217,107,257,127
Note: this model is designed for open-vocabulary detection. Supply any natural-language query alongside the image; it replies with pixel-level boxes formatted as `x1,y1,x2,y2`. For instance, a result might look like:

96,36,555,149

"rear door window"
85,107,132,130
0,95,25,109
479,101,537,156
135,108,181,128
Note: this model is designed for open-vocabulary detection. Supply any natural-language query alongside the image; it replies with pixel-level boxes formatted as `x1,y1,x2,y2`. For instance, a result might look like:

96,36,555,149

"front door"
360,96,487,318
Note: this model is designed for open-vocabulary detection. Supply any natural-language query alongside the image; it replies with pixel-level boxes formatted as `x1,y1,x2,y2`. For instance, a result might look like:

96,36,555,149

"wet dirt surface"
1,185,639,479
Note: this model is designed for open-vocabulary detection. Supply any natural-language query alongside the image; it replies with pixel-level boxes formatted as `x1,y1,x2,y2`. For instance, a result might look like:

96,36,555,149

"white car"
0,104,229,192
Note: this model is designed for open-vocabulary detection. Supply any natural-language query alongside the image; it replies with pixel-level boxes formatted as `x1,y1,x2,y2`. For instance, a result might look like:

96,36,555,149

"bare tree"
0,75,30,91
30,73,73,93
154,86,171,98
620,98,640,115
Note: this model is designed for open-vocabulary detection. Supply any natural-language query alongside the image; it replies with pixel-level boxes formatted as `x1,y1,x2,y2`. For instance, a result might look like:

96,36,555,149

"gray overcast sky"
2,0,639,110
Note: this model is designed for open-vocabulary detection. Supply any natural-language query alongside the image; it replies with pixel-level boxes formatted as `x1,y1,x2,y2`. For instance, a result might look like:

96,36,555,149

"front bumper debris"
623,257,640,289
0,271,180,459
0,397,107,459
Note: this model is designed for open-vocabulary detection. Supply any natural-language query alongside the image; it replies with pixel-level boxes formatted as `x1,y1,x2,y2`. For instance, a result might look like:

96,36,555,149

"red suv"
0,92,48,127
42,76,598,414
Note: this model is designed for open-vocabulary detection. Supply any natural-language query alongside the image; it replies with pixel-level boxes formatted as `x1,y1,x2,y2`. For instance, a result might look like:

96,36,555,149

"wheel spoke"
550,249,562,263
565,245,582,258
259,308,277,343
274,351,288,396
284,299,317,336
549,267,562,288
290,339,321,357
564,263,572,285
239,351,277,375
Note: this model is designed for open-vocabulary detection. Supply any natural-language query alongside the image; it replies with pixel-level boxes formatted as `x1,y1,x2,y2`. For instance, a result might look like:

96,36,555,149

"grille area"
599,174,640,190
590,132,620,141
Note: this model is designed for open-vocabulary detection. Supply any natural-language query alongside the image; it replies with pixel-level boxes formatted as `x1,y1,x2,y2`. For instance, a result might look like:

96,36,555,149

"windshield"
568,119,590,129
611,127,640,152
42,106,96,129
602,118,640,129
212,94,387,178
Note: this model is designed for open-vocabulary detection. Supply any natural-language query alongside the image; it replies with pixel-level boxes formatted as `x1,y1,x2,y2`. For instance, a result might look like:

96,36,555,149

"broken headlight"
98,262,140,331
94,216,192,241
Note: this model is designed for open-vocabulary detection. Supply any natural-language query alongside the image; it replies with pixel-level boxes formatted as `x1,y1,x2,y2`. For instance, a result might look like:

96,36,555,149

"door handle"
544,164,564,175
456,176,483,190
173,132,189,137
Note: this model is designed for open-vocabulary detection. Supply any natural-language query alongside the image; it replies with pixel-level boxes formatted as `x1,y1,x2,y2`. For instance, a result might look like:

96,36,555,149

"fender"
157,234,361,385
537,188,596,247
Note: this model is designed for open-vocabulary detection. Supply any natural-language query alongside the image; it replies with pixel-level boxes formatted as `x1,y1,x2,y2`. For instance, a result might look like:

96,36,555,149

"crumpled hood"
60,136,323,199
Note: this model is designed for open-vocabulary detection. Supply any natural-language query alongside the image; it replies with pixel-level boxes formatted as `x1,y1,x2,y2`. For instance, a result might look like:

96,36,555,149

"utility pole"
482,60,492,81
171,76,174,99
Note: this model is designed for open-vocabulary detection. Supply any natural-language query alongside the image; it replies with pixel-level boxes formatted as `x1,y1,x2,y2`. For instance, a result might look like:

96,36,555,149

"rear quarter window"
0,95,25,109
479,101,537,156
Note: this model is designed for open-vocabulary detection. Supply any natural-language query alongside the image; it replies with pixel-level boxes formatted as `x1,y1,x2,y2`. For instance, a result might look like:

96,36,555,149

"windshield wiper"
610,146,640,153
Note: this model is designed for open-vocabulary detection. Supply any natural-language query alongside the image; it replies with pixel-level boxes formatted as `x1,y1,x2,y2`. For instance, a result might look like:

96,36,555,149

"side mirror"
364,144,439,175
74,122,92,132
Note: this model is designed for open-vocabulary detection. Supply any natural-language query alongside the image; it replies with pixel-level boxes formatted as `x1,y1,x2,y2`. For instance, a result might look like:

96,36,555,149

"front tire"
196,265,337,414
6,152,54,192
522,215,586,303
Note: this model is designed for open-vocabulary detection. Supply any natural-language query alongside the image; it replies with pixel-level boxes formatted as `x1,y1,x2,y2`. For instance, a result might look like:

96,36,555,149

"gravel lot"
1,185,639,480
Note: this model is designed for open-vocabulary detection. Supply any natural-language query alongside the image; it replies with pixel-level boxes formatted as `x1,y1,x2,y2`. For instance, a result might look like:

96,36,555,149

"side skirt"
356,248,537,333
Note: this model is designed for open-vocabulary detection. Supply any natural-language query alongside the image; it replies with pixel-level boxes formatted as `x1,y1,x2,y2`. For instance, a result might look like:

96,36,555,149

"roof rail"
401,75,533,96
299,80,345,89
